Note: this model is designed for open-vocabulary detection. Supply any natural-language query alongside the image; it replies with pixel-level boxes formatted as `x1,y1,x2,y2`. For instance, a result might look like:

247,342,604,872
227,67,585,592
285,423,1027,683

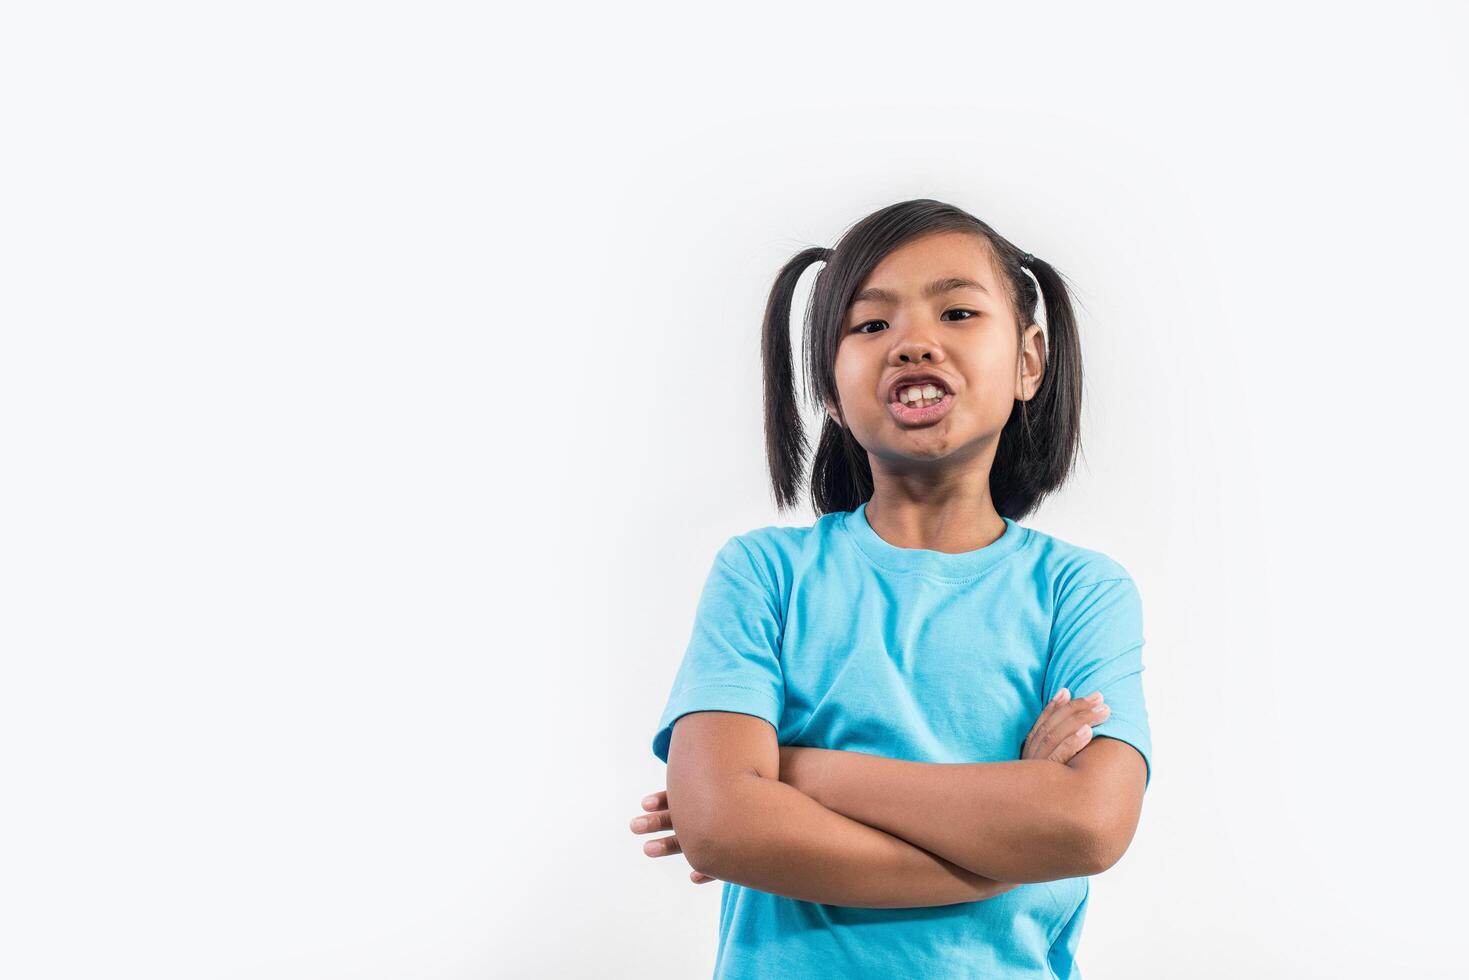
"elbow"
678,830,726,878
1066,768,1142,877
668,803,729,878
667,773,764,879
675,808,741,878
1074,813,1134,876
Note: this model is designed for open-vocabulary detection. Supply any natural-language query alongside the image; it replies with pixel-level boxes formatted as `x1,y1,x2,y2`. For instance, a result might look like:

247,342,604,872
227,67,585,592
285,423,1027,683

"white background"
3,2,1466,977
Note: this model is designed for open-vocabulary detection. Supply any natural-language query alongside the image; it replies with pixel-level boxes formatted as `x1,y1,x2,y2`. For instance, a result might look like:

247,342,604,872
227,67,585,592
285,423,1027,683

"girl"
630,199,1153,978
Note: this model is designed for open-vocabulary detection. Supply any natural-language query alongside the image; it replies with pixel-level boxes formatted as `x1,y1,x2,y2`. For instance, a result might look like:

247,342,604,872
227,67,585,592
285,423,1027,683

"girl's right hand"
1021,688,1109,764
631,790,720,885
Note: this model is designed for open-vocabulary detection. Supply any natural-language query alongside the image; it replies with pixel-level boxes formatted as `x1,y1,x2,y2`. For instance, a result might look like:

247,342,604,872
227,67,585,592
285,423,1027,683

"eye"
850,309,979,334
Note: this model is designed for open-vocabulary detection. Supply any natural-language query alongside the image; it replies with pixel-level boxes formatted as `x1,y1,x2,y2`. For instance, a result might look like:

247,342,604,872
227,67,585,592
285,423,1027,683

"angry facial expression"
827,230,1046,472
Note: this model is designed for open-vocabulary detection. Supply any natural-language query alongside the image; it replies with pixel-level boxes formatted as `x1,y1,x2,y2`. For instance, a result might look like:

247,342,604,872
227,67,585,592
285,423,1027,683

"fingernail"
1076,725,1091,738
634,817,648,830
1056,688,1070,702
1050,690,1065,703
643,796,657,807
1086,692,1103,703
1091,703,1107,713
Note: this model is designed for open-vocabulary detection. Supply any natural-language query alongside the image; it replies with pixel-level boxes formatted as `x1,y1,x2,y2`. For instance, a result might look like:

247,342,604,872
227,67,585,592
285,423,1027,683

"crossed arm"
664,711,1147,908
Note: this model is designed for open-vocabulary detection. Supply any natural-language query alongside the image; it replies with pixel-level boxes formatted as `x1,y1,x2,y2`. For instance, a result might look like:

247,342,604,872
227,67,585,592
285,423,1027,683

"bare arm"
666,711,1018,908
778,737,1148,883
779,747,1090,882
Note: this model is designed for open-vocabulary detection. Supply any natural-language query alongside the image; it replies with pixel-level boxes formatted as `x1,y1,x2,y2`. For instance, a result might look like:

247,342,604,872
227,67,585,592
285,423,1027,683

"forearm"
780,748,1097,883
678,772,1016,909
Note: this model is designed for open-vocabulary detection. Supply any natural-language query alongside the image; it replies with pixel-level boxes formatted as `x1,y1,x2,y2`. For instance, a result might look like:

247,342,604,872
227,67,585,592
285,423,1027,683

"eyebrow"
849,276,990,307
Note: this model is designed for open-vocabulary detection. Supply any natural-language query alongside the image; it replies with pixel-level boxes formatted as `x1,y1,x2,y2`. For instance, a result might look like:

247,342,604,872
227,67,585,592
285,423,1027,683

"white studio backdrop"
2,2,1465,977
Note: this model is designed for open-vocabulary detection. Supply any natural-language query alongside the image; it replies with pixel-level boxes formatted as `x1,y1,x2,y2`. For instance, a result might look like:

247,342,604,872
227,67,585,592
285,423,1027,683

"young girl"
630,199,1153,978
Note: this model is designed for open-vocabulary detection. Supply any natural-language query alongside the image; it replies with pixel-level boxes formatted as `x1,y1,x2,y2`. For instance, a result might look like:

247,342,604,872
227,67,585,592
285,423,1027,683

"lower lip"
887,392,955,425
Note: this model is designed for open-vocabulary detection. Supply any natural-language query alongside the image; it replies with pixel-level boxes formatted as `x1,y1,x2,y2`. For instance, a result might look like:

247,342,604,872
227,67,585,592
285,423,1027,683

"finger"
1039,691,1105,747
1024,688,1068,745
630,809,672,835
1039,699,1109,756
1022,689,1078,760
1026,701,1106,763
1024,688,1071,749
691,872,717,884
643,834,683,858
641,791,667,812
1025,696,1108,762
1046,723,1094,764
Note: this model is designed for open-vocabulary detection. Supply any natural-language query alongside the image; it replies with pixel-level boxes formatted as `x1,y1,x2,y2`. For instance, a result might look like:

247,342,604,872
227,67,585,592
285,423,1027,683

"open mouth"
896,388,948,409
887,389,955,425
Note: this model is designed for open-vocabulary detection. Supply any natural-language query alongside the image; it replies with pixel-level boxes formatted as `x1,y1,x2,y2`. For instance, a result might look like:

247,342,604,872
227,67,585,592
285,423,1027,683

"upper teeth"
899,384,944,403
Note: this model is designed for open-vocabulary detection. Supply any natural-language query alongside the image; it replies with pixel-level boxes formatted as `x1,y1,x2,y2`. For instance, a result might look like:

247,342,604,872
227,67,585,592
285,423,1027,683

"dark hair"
761,198,1084,520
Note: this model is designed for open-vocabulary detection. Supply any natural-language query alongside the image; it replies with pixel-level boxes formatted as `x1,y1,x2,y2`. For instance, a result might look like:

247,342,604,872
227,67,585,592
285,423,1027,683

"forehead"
854,230,999,294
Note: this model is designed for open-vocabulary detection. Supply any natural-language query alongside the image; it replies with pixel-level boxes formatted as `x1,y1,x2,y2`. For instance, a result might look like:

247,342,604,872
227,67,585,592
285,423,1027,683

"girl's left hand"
630,789,719,885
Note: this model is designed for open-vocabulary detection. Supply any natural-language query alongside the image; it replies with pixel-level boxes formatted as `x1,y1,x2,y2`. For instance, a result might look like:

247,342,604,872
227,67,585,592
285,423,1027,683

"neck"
863,480,1006,555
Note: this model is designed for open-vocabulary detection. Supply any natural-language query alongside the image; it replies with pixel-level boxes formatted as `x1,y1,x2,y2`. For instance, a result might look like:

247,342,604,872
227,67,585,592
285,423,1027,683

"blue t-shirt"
652,501,1153,979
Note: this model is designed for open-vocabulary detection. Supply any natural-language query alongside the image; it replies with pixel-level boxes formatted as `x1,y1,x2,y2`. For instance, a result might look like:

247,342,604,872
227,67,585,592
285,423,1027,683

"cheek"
970,387,1015,422
958,364,1021,419
831,361,873,409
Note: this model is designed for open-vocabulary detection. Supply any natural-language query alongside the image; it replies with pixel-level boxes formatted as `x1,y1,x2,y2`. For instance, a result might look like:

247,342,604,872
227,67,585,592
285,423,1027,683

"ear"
824,399,841,427
1015,324,1046,401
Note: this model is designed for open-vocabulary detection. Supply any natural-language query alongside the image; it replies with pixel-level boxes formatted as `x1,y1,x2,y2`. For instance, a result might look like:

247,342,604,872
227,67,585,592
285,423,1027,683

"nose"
892,340,941,365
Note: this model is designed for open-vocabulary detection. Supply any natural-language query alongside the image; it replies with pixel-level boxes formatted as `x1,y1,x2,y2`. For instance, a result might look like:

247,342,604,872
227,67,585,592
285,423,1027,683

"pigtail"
809,399,872,515
990,253,1085,519
761,246,829,511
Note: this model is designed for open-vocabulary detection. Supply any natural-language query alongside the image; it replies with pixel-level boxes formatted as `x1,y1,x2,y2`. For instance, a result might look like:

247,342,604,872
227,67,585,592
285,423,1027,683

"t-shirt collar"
841,500,1028,580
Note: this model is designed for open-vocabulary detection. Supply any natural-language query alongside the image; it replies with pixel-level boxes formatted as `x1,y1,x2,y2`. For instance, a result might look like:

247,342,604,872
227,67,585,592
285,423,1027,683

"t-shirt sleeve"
1043,574,1154,790
651,536,786,765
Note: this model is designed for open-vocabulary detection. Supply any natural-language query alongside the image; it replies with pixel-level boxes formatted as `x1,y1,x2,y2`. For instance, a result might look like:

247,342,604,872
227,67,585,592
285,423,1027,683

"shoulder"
1018,522,1139,598
713,510,846,589
717,516,828,575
